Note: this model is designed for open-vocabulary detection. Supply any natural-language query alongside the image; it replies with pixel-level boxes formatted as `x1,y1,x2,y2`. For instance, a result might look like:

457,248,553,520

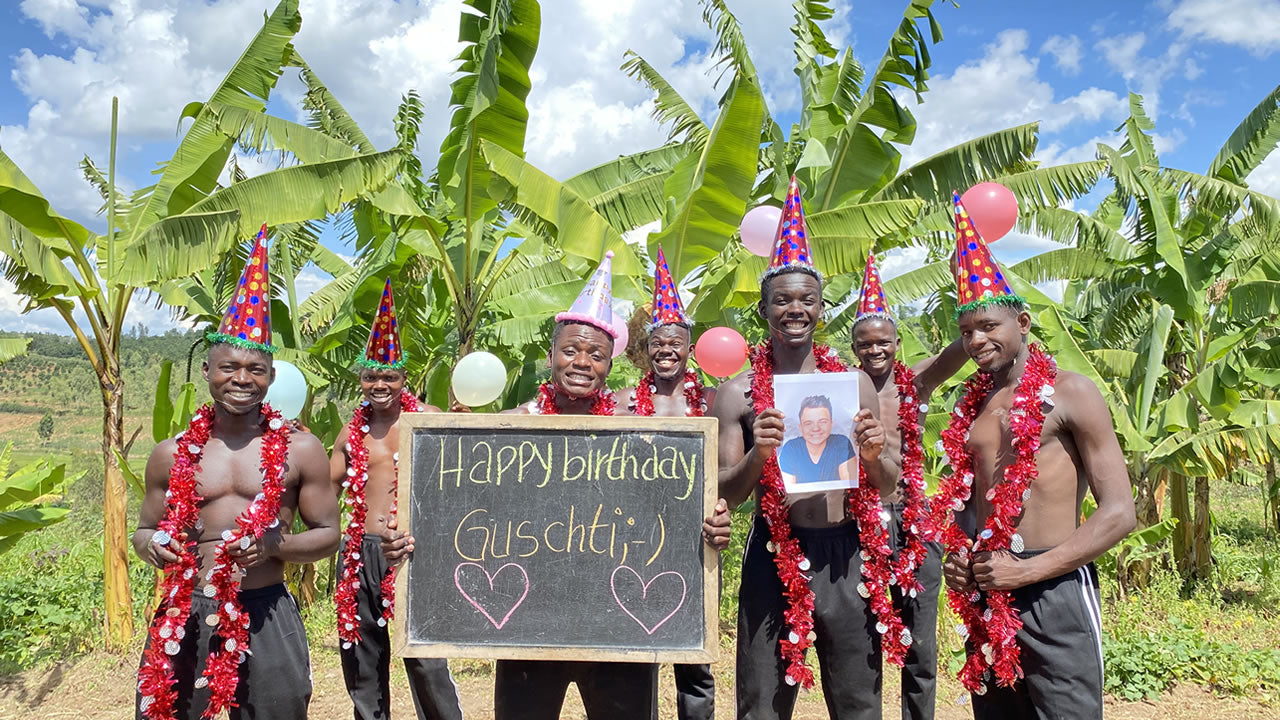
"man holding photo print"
715,176,892,720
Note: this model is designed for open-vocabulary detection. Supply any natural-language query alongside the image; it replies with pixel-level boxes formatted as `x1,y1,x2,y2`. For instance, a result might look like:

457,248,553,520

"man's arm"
132,439,183,568
974,373,1136,590
329,426,351,498
854,368,890,491
913,337,968,399
715,374,777,508
256,433,341,564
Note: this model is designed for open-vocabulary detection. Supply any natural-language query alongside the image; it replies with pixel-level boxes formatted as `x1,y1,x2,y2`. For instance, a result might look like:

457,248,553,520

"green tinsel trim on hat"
356,357,407,371
955,294,1028,321
205,331,277,355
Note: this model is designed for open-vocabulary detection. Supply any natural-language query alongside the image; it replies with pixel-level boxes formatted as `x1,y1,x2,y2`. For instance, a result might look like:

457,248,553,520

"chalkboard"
393,413,718,663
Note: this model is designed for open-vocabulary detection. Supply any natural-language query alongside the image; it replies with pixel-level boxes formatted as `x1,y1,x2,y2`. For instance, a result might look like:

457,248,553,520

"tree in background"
37,413,53,443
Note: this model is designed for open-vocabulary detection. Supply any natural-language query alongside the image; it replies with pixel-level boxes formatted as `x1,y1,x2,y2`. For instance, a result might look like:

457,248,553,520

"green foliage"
37,413,53,442
0,443,84,554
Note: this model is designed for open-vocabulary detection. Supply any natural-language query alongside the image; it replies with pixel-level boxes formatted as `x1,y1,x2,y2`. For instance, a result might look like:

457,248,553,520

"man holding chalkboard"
714,178,891,720
618,246,721,720
495,251,731,720
330,280,463,720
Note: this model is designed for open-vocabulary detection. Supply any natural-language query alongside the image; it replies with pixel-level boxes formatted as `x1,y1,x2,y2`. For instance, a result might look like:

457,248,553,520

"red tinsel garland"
138,403,290,720
750,342,906,686
632,370,706,417
335,390,422,648
530,382,617,416
888,360,930,604
929,344,1056,693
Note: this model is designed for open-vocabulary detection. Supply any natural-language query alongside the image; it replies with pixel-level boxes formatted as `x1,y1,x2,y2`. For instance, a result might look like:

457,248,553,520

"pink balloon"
694,327,749,378
961,182,1019,243
739,205,781,257
610,310,628,359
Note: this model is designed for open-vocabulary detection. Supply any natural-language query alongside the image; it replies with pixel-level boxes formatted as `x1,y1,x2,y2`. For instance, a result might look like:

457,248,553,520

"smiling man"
714,177,891,720
850,252,967,720
134,226,338,720
618,246,724,720
329,279,463,720
933,194,1134,720
495,251,732,720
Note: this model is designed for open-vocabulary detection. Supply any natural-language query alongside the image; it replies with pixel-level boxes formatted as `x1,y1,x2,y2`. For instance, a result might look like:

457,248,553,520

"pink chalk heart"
610,566,687,635
454,562,530,630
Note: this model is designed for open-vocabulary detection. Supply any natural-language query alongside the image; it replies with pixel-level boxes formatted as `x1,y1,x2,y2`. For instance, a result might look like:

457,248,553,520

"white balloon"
265,360,308,419
451,351,507,407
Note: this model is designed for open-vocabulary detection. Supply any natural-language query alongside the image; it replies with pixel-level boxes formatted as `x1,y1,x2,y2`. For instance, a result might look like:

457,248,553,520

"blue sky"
1,0,1278,334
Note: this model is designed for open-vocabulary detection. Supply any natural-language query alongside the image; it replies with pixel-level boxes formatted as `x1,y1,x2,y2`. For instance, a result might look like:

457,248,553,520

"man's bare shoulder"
713,372,751,417
146,437,179,473
419,403,444,413
616,387,637,415
288,429,328,458
501,404,531,415
1053,369,1109,420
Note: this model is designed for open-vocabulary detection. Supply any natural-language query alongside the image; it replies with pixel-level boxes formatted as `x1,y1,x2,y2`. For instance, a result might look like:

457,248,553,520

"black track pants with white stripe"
971,555,1104,720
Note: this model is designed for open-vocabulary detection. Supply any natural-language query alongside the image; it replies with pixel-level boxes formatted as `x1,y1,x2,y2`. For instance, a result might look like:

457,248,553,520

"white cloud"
1041,34,1082,75
1094,32,1185,119
1247,150,1280,196
1166,0,1280,56
900,30,1127,167
1183,58,1204,81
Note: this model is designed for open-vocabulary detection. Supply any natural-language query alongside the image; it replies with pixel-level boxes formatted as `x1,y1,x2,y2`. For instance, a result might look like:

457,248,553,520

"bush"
1104,618,1280,701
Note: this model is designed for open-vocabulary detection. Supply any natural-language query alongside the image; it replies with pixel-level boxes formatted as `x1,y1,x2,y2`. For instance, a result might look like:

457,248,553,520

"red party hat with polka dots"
953,192,1023,317
650,245,690,329
763,176,820,280
855,251,890,321
208,224,275,354
360,279,404,369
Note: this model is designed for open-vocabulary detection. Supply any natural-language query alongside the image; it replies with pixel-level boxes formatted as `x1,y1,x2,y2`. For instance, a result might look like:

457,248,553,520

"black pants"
494,660,658,720
886,503,943,720
673,661,715,720
971,555,1105,720
136,584,311,720
737,517,881,720
340,534,464,720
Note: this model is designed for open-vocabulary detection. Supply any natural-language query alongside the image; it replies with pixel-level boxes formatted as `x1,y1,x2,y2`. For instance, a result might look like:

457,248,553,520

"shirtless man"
714,176,890,720
494,252,731,720
617,247,722,720
331,280,463,720
850,252,967,720
938,195,1134,719
134,227,338,720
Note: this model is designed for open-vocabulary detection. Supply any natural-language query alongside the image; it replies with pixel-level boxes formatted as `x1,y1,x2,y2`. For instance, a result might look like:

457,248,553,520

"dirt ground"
1,644,1276,720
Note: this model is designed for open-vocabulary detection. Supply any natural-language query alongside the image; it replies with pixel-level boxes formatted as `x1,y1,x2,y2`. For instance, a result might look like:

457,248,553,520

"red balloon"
694,327,749,378
961,182,1018,243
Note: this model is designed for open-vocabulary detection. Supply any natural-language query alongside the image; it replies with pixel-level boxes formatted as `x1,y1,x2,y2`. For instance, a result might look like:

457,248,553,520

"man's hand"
943,550,977,594
972,550,1034,591
702,499,731,551
751,409,785,460
138,530,182,569
381,517,416,565
227,530,280,569
853,408,885,463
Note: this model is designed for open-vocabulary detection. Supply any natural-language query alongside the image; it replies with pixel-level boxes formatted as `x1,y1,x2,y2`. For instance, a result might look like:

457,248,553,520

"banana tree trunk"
1267,456,1279,534
1192,475,1212,580
102,365,135,646
1170,472,1193,581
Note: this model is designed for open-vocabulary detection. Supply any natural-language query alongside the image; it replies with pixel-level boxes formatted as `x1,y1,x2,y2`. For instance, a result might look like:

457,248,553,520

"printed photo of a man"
777,394,856,487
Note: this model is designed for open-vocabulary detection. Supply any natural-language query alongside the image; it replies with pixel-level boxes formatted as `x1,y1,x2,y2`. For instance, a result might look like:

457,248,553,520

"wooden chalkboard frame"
392,413,719,663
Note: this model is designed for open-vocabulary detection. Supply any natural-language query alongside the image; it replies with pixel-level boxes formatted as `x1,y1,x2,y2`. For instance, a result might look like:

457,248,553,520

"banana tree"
0,443,86,555
0,0,401,644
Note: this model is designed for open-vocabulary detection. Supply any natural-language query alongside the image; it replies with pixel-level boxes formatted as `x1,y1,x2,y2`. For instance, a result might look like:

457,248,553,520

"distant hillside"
0,329,203,416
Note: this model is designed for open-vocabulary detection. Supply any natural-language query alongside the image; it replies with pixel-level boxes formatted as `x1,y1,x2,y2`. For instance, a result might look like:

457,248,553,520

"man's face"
853,318,899,378
799,406,833,446
958,305,1031,373
203,344,274,415
359,368,406,411
759,271,823,350
550,323,613,398
647,325,691,381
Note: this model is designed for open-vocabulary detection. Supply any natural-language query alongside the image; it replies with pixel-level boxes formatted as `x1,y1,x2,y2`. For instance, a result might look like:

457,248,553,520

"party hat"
207,224,276,354
650,245,691,329
763,176,820,281
556,251,618,338
359,279,405,369
954,192,1023,317
855,251,891,321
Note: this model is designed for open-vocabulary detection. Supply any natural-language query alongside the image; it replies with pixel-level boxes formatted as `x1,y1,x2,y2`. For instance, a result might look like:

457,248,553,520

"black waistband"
753,514,859,540
362,532,383,543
